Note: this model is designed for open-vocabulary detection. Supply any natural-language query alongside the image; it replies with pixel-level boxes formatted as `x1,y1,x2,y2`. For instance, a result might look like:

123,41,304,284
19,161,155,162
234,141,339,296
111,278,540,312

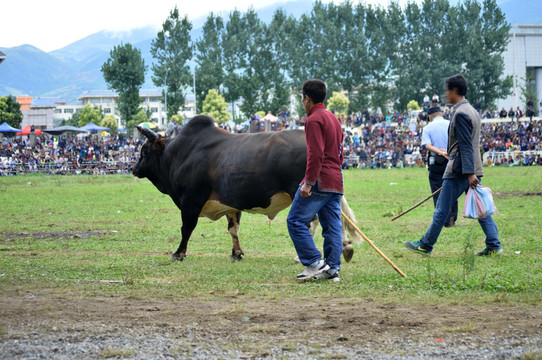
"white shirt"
422,116,450,154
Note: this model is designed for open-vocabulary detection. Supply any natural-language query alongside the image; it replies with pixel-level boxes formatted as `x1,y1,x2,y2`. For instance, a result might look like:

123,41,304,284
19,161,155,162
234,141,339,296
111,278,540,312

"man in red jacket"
287,79,344,281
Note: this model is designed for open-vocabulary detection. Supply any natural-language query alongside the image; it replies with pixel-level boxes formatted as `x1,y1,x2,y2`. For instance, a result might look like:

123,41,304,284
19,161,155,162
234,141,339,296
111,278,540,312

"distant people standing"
166,119,177,138
499,108,507,119
474,100,482,114
421,106,458,227
508,107,515,122
515,107,523,121
526,98,535,122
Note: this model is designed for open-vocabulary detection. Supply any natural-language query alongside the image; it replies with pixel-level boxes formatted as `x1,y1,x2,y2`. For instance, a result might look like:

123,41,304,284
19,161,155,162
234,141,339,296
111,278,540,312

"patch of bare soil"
494,192,542,197
2,230,109,241
0,293,541,358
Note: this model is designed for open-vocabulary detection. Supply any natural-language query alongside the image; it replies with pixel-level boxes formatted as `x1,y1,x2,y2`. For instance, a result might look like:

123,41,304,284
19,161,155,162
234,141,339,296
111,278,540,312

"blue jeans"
420,177,501,252
287,186,343,274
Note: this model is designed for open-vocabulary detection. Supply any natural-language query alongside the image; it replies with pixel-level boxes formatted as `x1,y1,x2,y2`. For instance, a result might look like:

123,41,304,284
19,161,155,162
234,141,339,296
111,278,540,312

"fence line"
0,160,136,176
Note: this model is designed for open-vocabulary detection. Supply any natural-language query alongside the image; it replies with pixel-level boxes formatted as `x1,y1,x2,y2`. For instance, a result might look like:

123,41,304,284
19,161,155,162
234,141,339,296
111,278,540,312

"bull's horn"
136,125,158,142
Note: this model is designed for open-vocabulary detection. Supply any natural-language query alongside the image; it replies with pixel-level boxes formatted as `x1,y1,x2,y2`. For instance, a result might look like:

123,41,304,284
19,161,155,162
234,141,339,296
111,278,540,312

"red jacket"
303,103,344,194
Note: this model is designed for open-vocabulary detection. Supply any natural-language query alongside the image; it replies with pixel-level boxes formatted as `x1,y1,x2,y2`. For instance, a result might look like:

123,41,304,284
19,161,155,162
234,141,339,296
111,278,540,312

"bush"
407,100,420,111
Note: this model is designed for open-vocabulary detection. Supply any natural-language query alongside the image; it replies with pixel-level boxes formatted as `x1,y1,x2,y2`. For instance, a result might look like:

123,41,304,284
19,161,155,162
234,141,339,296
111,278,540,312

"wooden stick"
391,187,442,221
341,210,407,278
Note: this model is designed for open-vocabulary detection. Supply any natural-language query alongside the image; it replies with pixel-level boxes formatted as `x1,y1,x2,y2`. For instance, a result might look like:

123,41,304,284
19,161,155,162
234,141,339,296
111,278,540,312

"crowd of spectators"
1,104,541,176
0,134,143,176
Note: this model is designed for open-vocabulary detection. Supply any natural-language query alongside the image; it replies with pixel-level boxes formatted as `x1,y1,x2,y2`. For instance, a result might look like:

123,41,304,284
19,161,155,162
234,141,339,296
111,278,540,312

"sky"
1,0,411,52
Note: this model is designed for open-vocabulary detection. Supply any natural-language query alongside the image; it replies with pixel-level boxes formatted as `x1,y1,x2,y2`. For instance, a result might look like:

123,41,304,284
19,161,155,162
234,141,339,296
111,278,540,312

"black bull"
132,115,361,262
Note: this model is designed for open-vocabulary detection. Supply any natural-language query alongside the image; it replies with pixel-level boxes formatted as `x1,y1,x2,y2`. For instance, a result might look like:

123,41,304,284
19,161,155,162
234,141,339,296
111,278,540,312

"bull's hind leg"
226,211,244,261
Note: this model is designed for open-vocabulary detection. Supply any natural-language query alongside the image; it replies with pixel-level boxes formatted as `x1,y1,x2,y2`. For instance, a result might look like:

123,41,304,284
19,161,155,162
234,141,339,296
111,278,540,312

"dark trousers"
429,162,458,226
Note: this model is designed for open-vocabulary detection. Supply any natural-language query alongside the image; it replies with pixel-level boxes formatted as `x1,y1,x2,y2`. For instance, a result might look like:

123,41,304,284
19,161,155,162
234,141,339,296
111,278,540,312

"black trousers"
429,161,458,226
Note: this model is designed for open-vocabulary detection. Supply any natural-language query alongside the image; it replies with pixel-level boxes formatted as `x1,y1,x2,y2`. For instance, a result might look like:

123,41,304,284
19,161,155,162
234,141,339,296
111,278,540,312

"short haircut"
302,79,327,104
445,74,468,96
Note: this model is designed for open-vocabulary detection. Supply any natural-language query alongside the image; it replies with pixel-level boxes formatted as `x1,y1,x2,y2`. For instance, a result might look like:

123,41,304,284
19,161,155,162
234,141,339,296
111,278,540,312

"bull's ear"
153,139,165,151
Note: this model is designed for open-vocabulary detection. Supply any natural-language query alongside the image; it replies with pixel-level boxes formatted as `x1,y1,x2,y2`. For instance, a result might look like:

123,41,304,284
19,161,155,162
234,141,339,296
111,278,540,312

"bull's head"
132,126,164,179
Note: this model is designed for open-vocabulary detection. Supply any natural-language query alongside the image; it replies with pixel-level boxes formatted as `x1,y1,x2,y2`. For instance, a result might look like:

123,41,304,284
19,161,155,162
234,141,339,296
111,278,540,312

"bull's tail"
341,196,363,245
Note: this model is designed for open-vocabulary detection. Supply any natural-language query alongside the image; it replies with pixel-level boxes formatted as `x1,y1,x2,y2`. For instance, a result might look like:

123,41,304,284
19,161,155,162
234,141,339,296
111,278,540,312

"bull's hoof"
342,245,354,263
230,249,244,261
170,253,186,261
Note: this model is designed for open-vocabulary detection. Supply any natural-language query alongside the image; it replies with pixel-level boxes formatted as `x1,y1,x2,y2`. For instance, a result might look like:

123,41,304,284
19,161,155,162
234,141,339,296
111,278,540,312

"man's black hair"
445,74,468,96
302,79,327,104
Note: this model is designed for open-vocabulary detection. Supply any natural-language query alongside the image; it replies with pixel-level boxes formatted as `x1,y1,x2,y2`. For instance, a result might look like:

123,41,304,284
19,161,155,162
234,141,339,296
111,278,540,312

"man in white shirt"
421,106,458,227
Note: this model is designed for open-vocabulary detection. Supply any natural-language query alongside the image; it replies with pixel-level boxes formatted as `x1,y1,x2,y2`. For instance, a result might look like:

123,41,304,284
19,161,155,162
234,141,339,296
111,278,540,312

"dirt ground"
1,292,541,358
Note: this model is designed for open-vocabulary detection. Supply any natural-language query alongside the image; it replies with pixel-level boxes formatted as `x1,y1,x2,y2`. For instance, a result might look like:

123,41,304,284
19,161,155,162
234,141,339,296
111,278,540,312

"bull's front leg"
171,208,199,261
226,211,244,261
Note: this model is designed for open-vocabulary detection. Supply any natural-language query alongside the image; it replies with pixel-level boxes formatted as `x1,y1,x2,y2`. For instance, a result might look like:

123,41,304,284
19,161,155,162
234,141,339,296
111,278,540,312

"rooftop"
79,89,163,98
78,89,195,101
29,97,67,108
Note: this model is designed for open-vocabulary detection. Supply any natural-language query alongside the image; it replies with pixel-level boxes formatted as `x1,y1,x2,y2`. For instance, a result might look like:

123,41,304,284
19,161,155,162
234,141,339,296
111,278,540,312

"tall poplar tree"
101,43,147,125
151,6,193,119
222,10,244,120
195,13,224,114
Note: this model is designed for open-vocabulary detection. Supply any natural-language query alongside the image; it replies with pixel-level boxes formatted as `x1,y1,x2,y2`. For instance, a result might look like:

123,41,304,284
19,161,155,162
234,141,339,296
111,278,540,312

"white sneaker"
314,271,340,282
296,260,329,280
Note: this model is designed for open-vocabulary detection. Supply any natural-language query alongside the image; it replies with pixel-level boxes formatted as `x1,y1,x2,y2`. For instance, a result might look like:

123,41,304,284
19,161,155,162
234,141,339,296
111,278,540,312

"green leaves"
392,0,511,110
153,0,512,119
151,6,193,120
0,96,23,129
78,104,102,128
202,89,231,124
101,43,147,125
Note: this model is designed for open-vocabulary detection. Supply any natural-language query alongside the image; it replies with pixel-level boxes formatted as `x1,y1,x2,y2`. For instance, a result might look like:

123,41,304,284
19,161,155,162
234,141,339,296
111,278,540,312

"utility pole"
164,67,170,126
193,71,196,116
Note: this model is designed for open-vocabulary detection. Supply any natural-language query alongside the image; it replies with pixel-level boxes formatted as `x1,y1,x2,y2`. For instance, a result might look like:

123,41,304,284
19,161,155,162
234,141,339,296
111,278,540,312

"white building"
497,24,542,115
79,89,196,128
21,98,68,129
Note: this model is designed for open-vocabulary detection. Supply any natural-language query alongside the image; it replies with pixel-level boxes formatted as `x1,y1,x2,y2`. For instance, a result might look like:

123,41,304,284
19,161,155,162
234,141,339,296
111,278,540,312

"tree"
61,112,79,127
328,91,350,116
101,115,118,135
195,13,224,114
101,43,147,125
391,0,511,110
127,109,149,132
407,100,421,111
151,6,193,120
458,0,512,107
202,89,231,124
222,10,245,120
78,105,102,127
519,71,539,113
0,96,23,128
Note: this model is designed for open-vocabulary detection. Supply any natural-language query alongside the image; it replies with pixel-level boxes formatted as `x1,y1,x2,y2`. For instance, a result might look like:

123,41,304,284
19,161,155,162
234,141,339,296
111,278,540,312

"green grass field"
1,167,541,305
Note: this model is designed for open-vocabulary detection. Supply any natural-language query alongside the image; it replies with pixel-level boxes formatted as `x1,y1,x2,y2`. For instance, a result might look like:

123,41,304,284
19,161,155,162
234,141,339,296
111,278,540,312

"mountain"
0,44,75,97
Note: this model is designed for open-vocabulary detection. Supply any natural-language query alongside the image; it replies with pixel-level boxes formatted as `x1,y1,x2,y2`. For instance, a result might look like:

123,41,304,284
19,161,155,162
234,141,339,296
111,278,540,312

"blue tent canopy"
80,121,110,132
0,122,22,133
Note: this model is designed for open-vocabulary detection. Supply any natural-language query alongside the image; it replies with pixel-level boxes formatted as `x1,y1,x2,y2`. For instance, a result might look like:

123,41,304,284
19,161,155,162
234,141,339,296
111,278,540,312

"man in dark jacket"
287,79,344,281
404,74,502,256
